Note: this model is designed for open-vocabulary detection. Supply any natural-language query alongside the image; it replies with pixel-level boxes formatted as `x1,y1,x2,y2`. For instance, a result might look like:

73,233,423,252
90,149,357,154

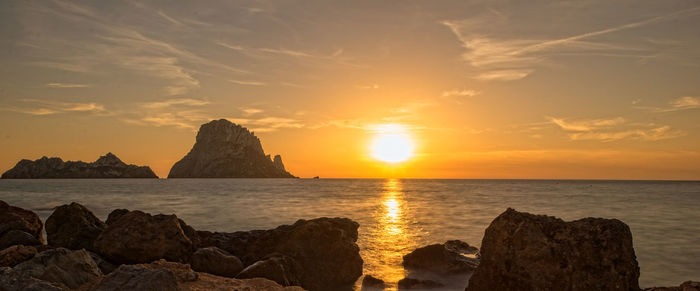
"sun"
370,124,415,163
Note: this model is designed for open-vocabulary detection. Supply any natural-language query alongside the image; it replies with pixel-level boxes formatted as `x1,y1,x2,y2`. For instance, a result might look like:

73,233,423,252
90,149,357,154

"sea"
1,179,698,290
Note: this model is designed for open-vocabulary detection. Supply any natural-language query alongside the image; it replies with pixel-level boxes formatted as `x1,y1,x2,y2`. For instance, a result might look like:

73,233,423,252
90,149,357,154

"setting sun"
370,124,415,163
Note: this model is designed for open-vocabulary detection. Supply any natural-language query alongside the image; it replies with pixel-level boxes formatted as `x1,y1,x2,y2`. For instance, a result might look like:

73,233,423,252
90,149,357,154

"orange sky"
1,1,699,179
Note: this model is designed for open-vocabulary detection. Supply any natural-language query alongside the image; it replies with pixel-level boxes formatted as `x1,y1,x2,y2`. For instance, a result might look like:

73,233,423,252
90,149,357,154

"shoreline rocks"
46,202,106,252
467,208,641,291
0,201,44,249
1,153,157,179
168,119,296,178
403,240,479,274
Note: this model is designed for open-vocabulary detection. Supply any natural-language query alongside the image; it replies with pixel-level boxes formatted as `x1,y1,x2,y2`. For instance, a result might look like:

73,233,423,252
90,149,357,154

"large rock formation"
93,210,194,264
168,119,295,178
197,217,363,291
466,208,640,291
1,153,157,178
0,201,44,249
403,240,479,274
45,202,106,252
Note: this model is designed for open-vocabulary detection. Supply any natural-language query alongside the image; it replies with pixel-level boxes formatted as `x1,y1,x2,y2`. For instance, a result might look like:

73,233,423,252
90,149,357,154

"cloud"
442,89,479,98
635,96,700,112
229,79,266,86
548,116,684,141
141,98,210,109
45,82,90,88
2,99,106,115
442,6,700,81
240,108,264,116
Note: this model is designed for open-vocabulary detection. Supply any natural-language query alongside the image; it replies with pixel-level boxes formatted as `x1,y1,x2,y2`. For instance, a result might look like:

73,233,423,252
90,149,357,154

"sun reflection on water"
360,178,422,291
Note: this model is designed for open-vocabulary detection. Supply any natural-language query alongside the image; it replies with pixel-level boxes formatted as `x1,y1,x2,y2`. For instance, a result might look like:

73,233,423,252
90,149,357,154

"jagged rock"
190,247,243,278
90,260,304,291
45,202,106,251
236,255,302,287
198,217,362,291
12,248,101,289
361,275,386,289
1,153,158,178
466,208,640,291
94,210,194,264
0,245,38,267
397,277,445,289
403,240,479,274
0,267,65,291
0,230,42,250
0,201,44,248
645,281,700,291
168,119,295,178
105,209,128,225
273,155,286,171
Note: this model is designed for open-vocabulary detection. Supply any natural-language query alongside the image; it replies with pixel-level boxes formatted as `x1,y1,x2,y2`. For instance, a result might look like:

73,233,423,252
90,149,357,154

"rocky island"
1,153,157,179
168,119,295,178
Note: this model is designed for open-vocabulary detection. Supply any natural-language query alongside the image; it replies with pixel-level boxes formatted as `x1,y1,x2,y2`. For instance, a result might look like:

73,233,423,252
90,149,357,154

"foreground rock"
361,275,386,289
403,240,479,274
12,248,102,289
0,267,64,291
466,208,640,291
0,201,44,249
168,119,295,178
90,260,304,291
1,152,157,178
0,245,38,267
46,202,106,252
645,281,700,291
198,217,362,291
190,247,243,278
94,210,194,264
236,254,302,286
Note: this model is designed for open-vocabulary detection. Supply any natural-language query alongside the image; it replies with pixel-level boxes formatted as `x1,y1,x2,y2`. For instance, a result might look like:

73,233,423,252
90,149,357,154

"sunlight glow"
370,124,414,163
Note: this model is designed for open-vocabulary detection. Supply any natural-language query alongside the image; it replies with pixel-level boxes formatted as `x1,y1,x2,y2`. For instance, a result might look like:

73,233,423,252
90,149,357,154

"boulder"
89,251,117,275
645,281,700,291
198,217,362,291
190,247,243,278
105,209,129,225
236,255,302,287
0,267,64,291
361,275,386,289
91,260,305,291
403,240,479,274
0,230,42,250
94,210,194,264
12,248,102,289
397,277,445,289
1,153,157,178
0,201,44,246
466,208,640,291
0,245,37,267
167,119,295,178
45,202,106,251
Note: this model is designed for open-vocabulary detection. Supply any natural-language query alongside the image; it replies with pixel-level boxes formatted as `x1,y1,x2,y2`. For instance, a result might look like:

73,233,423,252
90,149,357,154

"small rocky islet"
0,153,157,179
1,200,697,291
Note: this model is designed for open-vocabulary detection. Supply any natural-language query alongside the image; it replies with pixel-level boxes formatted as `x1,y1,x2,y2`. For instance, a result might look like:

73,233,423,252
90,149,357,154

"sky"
1,0,699,179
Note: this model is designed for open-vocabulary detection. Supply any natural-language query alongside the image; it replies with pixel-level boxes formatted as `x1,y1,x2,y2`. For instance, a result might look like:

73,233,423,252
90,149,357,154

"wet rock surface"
466,208,641,291
1,153,157,179
45,202,106,252
403,240,479,274
190,247,243,278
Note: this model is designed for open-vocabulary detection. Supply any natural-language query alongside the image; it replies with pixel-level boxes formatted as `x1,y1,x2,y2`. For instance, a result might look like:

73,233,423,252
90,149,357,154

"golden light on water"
370,124,415,164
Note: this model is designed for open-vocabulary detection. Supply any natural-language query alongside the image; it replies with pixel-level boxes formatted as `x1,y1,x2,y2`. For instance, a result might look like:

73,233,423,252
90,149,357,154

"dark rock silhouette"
94,210,194,264
403,240,479,274
645,281,700,290
466,208,641,291
197,217,362,291
168,119,295,178
361,275,386,289
236,254,303,287
397,277,445,289
1,153,157,178
190,247,243,278
45,202,106,252
0,201,44,249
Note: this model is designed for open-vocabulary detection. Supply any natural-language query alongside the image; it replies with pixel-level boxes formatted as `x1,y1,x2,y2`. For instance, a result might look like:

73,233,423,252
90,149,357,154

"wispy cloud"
240,107,264,116
2,99,106,116
45,82,90,88
141,98,210,109
442,6,700,81
442,89,479,98
548,116,684,141
229,79,266,86
635,96,700,112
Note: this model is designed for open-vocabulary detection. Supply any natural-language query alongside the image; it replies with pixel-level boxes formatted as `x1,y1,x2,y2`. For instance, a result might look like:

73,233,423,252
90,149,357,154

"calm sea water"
1,179,698,289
